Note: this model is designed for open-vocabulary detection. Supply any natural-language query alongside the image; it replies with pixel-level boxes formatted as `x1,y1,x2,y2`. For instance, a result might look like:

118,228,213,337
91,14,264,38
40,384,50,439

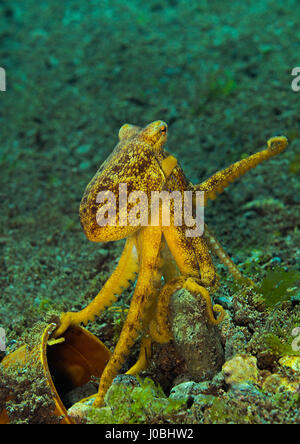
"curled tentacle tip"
267,136,288,152
213,304,225,324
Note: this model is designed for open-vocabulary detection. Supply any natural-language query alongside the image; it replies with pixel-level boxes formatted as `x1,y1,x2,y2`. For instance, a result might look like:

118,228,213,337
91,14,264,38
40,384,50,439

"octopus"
54,120,287,407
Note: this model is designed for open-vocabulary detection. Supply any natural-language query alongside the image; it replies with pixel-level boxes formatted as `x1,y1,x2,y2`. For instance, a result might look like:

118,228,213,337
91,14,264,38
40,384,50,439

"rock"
278,356,300,373
169,381,199,402
170,288,225,382
222,354,259,386
67,401,94,424
104,374,140,404
262,374,299,394
229,382,266,403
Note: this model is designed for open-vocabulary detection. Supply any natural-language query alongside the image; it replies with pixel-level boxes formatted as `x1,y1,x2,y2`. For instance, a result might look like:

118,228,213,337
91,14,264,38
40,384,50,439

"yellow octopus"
54,121,287,407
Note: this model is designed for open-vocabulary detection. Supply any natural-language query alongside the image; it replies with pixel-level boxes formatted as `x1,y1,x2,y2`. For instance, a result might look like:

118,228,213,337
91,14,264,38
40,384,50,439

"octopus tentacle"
126,336,152,375
54,235,138,337
204,224,254,286
150,277,185,344
93,226,162,407
150,275,224,346
183,278,224,325
195,136,288,204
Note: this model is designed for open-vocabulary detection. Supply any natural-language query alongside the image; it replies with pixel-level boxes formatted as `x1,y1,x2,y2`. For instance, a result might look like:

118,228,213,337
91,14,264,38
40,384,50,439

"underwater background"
0,0,299,424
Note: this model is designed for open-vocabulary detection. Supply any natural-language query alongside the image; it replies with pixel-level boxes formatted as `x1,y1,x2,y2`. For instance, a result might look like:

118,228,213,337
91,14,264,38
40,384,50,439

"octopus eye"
160,125,167,134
